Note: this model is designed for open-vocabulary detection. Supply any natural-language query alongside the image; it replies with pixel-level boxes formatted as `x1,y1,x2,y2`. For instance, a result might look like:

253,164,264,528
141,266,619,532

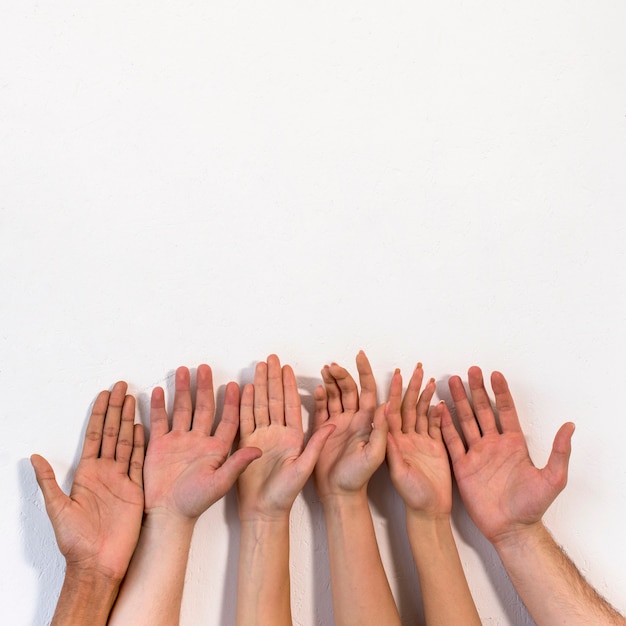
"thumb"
30,454,67,516
543,422,575,492
295,424,336,477
367,402,389,464
213,447,263,492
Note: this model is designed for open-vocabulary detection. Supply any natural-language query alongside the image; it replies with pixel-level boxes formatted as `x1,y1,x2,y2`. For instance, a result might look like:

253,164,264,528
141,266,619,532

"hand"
313,351,387,501
31,382,145,581
143,365,262,522
385,364,452,519
237,355,334,521
441,366,575,545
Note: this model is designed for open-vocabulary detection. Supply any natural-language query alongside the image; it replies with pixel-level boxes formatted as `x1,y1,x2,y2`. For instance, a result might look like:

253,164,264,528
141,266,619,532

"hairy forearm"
406,513,481,626
494,522,625,626
108,512,196,626
322,493,401,626
51,566,121,626
236,516,292,626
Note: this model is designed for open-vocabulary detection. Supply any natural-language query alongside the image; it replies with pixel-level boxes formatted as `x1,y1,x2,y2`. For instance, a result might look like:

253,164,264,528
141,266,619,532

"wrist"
320,490,369,514
141,507,197,537
491,520,550,554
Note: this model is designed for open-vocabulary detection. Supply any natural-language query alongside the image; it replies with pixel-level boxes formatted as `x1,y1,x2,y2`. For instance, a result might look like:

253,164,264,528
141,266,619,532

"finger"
440,401,467,465
283,364,302,430
150,386,170,438
214,382,243,448
294,424,336,481
129,423,145,487
356,351,376,413
401,363,423,433
416,377,436,435
239,383,255,438
115,394,136,466
80,389,109,459
172,366,193,431
192,364,215,434
468,366,499,436
267,354,285,426
448,374,482,446
313,384,329,429
30,454,67,517
322,365,345,416
386,369,403,434
101,381,128,459
491,371,522,433
543,422,575,492
386,430,405,483
253,360,270,427
209,447,263,501
427,402,444,442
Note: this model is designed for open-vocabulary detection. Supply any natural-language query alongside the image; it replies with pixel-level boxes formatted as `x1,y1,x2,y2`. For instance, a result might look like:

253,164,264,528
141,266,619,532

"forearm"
322,493,401,626
51,566,121,625
406,513,480,626
108,512,196,626
236,516,292,626
494,522,625,626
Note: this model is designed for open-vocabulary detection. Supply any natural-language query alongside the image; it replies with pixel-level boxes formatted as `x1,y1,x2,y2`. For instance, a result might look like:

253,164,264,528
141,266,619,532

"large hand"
237,355,334,521
31,382,145,580
313,351,387,500
143,365,261,521
441,366,575,545
385,365,452,518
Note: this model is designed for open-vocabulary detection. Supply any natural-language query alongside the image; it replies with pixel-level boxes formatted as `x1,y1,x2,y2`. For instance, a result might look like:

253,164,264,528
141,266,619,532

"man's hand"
143,364,261,521
237,354,334,521
385,364,451,519
441,366,575,545
31,381,145,581
313,351,387,501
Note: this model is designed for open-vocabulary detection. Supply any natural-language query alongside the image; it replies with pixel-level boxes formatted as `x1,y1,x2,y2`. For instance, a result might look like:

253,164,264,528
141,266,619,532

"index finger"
81,389,109,459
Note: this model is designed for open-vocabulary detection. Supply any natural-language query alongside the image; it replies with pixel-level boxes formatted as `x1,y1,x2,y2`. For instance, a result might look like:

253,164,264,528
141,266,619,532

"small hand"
31,382,145,580
143,365,261,521
237,355,334,521
385,364,451,518
313,351,387,500
441,366,575,544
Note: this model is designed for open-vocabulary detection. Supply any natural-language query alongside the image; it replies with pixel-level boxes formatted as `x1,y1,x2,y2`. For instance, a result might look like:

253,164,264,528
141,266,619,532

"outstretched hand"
31,382,145,581
441,366,575,545
385,365,452,518
143,365,261,522
237,355,334,521
313,351,387,500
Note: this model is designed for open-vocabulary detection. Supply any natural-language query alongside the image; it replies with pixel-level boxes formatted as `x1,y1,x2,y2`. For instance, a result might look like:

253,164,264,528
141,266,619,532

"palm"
54,459,144,576
388,432,451,515
238,424,305,515
453,432,559,542
144,431,233,519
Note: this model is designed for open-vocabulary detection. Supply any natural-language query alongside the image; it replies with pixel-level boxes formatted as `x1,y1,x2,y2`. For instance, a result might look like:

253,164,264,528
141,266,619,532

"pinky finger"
313,384,329,429
129,423,145,487
428,402,444,441
440,402,467,465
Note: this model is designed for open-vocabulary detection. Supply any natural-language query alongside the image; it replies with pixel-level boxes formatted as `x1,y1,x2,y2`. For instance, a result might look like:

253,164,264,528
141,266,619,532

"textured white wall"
3,1,626,624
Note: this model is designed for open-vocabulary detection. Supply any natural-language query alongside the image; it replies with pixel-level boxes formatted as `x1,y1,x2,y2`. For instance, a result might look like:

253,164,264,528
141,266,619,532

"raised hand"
31,381,145,581
237,354,334,521
385,364,451,518
143,364,262,521
313,351,387,500
441,366,575,545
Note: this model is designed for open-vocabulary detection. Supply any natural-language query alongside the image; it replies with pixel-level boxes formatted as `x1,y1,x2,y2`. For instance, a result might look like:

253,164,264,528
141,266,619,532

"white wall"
3,1,626,624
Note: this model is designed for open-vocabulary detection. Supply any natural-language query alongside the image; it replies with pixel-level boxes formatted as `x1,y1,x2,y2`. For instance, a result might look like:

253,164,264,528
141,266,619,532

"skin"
385,365,481,626
109,365,262,626
441,366,625,626
313,351,401,626
31,381,145,626
235,354,334,626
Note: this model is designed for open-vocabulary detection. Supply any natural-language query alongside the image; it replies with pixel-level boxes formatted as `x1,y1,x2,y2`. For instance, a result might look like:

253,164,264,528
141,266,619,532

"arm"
441,366,625,626
313,351,400,626
109,365,262,626
30,381,145,625
385,365,480,626
236,355,334,626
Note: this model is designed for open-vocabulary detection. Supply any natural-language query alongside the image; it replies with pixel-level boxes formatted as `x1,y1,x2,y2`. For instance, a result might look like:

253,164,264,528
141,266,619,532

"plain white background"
2,1,626,624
